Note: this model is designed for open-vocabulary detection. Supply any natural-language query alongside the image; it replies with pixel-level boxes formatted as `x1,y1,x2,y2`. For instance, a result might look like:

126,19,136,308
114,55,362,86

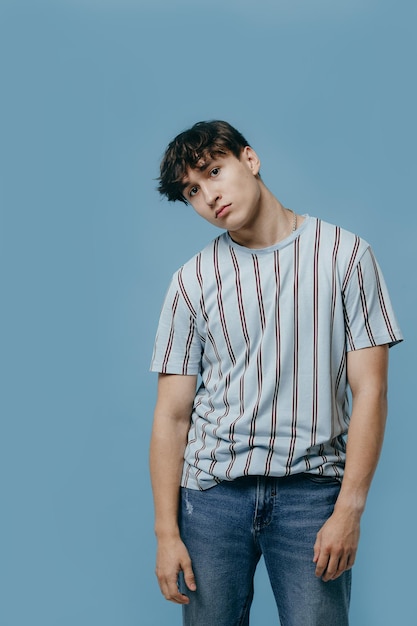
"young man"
149,120,403,626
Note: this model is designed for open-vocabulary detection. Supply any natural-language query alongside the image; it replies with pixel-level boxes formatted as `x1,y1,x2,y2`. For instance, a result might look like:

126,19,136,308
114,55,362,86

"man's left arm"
313,344,389,582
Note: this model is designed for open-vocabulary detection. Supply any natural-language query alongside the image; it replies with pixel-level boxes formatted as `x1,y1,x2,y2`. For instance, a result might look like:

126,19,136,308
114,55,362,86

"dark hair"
157,120,251,204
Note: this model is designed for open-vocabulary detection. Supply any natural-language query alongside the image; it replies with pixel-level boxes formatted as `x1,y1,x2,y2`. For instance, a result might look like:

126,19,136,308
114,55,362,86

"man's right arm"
149,372,198,604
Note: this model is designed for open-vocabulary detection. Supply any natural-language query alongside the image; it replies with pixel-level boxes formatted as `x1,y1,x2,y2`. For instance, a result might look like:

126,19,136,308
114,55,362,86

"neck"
228,183,299,249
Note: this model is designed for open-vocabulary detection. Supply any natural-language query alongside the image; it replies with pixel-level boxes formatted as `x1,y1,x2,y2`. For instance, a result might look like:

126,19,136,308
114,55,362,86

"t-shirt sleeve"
343,246,403,351
150,274,202,375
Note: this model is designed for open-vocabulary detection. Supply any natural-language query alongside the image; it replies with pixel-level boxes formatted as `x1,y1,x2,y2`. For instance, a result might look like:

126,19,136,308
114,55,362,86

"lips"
215,204,231,219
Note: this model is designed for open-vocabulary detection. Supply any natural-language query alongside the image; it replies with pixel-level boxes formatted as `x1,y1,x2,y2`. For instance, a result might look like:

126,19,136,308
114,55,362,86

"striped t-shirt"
151,216,403,490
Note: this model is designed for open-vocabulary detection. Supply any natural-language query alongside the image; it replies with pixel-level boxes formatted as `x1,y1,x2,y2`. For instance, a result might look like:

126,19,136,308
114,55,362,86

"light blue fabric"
151,217,403,490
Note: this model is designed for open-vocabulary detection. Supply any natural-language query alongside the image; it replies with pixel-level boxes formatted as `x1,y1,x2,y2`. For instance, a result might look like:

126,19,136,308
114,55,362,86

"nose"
201,184,220,207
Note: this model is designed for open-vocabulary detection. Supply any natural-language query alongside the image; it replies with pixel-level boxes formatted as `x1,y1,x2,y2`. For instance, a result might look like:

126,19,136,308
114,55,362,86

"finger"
346,552,356,570
182,562,197,592
312,541,320,564
329,552,356,580
165,591,190,605
160,577,191,605
332,554,350,579
321,554,342,582
314,550,330,578
313,531,323,565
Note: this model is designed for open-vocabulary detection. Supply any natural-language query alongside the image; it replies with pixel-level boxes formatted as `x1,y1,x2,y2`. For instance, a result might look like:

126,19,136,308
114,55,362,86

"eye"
189,186,199,197
210,167,220,177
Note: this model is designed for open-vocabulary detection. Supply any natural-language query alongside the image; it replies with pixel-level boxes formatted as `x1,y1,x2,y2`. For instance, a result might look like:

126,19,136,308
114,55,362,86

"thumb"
313,535,321,564
182,562,197,592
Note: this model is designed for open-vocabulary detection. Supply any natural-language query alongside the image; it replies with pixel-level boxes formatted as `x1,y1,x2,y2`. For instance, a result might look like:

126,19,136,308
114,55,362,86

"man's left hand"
313,508,360,581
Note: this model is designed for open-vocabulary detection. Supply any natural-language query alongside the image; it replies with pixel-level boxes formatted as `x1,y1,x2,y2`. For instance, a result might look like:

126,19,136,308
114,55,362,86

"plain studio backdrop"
1,1,415,624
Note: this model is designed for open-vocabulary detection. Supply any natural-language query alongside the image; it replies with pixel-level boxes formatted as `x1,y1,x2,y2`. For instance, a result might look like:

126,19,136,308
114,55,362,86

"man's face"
181,147,262,236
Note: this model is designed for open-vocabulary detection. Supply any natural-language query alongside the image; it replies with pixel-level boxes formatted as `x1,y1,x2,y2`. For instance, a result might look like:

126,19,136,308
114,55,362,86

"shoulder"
312,217,371,261
312,217,368,248
302,217,375,290
174,233,228,275
169,232,228,292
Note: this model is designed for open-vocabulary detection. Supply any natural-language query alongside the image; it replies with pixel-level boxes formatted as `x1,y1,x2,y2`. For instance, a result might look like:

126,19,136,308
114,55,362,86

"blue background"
1,0,415,624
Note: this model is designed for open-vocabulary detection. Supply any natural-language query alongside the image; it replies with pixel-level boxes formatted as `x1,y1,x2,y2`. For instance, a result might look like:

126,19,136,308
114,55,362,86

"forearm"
149,374,197,603
149,373,196,539
314,391,387,580
314,345,389,580
149,413,189,539
150,422,197,604
335,389,387,517
335,344,389,518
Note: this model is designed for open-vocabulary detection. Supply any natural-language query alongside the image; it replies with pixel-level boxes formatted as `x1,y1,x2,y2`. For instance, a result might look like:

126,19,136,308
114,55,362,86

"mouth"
215,204,231,219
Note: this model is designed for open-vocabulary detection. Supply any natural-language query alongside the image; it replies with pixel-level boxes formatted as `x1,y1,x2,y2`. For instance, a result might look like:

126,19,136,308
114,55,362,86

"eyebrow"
180,158,213,191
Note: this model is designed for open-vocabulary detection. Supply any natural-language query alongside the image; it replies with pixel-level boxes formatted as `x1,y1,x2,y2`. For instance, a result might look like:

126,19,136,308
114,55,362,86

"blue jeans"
179,474,351,626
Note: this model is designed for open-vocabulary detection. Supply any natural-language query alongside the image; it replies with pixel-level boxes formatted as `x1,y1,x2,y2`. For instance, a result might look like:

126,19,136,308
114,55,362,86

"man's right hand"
155,536,197,604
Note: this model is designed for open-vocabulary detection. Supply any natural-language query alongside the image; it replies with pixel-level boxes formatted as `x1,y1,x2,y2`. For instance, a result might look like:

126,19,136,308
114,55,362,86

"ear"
241,146,261,176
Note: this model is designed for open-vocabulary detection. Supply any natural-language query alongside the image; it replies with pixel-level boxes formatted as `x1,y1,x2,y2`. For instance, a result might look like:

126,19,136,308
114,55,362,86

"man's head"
158,120,252,204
